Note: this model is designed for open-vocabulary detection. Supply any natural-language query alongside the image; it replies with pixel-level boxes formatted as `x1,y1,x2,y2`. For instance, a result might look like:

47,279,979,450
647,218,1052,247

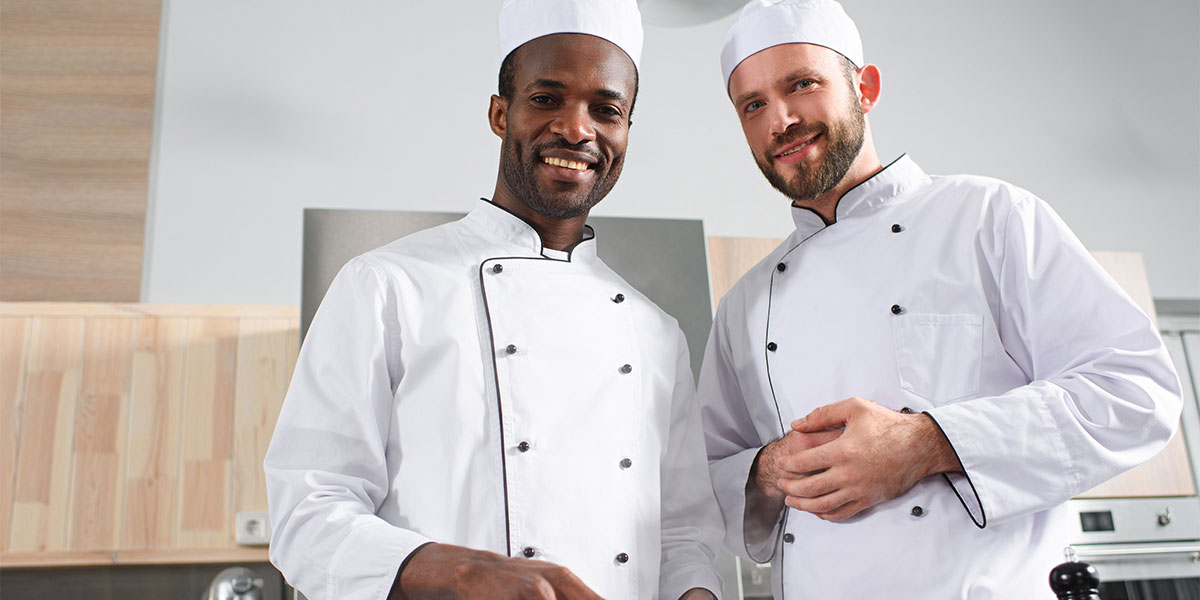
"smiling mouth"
777,134,819,158
543,157,592,171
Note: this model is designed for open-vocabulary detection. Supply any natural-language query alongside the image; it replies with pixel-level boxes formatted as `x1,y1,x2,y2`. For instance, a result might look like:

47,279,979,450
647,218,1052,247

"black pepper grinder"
1049,546,1102,600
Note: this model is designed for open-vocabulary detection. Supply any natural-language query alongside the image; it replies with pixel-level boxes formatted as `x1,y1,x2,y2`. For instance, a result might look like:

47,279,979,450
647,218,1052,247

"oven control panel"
1067,497,1200,545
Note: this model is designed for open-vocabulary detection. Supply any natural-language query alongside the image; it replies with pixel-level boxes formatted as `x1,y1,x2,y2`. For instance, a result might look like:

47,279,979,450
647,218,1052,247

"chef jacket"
265,200,724,600
699,156,1182,599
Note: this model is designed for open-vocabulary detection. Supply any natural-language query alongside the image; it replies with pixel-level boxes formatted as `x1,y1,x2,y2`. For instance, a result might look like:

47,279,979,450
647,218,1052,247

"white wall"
144,0,1200,304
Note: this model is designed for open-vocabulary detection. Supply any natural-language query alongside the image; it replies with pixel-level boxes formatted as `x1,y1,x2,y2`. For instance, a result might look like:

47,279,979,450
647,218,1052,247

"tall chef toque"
498,0,644,70
721,0,863,91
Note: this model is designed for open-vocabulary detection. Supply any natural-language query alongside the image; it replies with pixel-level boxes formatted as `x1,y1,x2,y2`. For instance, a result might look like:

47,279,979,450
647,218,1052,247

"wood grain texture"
68,318,135,549
706,236,781,313
122,317,185,548
8,317,84,551
178,319,238,547
233,319,297,515
0,317,33,550
1,304,299,566
0,0,161,301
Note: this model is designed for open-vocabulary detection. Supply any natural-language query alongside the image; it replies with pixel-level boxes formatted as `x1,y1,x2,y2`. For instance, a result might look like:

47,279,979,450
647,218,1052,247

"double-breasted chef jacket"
699,156,1182,599
265,200,724,600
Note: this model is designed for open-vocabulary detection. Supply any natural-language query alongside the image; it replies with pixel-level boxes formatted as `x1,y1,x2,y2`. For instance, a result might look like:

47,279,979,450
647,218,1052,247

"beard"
754,94,865,203
500,137,624,220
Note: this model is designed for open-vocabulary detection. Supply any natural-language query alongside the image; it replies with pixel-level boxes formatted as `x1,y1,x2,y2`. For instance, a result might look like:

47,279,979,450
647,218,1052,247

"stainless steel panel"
301,209,714,377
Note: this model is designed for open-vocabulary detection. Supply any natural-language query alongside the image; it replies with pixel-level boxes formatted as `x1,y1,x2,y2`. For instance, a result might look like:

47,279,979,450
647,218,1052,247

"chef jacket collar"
790,154,929,237
467,199,599,263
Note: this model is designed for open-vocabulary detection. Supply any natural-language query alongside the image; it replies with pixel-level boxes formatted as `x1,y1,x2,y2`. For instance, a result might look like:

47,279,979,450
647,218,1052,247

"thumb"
791,400,852,432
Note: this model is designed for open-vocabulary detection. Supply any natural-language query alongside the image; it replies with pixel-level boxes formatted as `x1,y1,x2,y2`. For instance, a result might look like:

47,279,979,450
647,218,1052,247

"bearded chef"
264,1,723,598
698,1,1182,598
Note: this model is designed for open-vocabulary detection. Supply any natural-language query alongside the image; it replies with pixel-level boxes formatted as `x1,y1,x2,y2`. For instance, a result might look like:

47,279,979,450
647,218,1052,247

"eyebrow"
525,78,629,107
732,68,823,107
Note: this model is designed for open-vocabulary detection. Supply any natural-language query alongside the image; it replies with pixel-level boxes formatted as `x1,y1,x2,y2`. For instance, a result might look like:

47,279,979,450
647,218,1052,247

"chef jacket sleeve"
925,192,1183,528
697,300,783,563
264,257,432,600
659,328,727,599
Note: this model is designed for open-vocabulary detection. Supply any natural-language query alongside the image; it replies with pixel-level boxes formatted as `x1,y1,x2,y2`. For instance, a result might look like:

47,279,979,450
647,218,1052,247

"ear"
489,94,508,139
856,64,882,115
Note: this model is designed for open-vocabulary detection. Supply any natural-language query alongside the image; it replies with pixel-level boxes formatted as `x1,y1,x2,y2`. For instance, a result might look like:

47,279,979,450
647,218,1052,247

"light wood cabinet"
1,303,298,567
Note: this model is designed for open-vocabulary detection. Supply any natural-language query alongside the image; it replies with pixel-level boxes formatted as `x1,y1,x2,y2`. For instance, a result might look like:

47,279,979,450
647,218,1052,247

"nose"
549,103,596,145
767,100,801,138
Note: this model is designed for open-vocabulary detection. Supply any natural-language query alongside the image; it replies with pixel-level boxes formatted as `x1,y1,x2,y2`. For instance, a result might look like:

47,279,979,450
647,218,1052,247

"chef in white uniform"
699,1,1183,598
264,1,723,598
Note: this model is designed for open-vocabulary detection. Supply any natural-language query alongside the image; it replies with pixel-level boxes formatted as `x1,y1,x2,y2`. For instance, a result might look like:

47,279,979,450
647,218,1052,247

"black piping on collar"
789,153,908,227
480,198,594,262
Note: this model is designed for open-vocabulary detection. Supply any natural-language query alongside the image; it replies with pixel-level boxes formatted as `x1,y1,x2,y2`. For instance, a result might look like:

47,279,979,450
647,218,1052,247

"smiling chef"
698,0,1183,598
263,1,723,599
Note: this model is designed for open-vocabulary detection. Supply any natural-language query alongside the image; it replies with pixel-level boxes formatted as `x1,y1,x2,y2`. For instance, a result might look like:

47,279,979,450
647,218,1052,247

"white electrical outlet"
236,512,271,546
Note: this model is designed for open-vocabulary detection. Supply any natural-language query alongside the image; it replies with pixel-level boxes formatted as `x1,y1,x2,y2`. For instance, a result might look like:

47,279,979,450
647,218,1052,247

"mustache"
533,140,603,167
769,122,828,156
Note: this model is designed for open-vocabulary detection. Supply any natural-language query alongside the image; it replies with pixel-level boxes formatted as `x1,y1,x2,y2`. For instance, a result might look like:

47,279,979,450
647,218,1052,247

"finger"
786,488,854,516
790,398,857,432
776,443,836,475
541,565,603,600
816,499,869,522
777,470,840,499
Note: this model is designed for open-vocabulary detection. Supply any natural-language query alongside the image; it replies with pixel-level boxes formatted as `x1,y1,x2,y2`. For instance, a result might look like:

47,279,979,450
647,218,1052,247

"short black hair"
497,49,640,120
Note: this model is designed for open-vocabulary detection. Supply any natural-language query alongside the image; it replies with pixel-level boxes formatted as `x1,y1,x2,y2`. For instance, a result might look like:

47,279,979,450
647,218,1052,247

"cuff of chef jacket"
710,445,782,563
661,567,724,600
923,409,986,529
325,519,436,599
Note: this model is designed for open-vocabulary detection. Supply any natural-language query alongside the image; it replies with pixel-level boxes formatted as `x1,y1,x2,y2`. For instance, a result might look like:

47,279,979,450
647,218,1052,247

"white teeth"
543,157,589,171
781,141,810,157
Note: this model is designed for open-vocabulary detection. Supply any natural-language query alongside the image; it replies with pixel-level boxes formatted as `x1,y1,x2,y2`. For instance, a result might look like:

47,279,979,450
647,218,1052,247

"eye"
743,100,766,114
793,79,815,91
594,105,622,118
530,94,556,106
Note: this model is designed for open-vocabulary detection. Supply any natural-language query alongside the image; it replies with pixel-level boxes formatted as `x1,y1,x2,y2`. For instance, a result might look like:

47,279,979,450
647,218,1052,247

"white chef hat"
499,0,644,70
721,0,863,90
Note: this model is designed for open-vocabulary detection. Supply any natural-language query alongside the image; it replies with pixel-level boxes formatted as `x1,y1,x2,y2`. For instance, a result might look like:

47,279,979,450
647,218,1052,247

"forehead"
728,42,845,99
510,33,637,95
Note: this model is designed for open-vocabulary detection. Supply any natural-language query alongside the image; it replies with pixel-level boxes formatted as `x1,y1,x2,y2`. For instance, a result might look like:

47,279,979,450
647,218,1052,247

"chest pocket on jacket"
892,313,983,405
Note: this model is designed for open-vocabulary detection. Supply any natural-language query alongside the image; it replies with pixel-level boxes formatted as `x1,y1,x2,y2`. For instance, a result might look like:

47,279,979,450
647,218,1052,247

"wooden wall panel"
0,317,33,550
233,319,299,516
0,0,162,301
1,304,298,567
177,319,238,548
8,317,84,551
68,318,135,549
122,317,185,549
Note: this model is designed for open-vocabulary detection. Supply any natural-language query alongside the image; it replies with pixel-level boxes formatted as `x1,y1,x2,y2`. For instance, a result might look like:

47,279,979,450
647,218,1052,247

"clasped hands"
756,396,959,522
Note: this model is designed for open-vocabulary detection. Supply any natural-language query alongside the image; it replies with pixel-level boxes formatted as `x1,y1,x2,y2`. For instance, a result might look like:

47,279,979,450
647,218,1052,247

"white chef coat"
699,156,1182,599
265,200,724,600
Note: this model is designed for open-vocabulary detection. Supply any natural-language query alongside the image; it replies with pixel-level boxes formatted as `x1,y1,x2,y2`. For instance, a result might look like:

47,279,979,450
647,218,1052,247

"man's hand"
393,543,602,600
754,429,844,502
779,397,962,521
744,428,843,544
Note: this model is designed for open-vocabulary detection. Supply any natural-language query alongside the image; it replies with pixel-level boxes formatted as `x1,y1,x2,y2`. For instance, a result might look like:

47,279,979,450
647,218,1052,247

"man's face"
492,34,637,219
728,43,865,203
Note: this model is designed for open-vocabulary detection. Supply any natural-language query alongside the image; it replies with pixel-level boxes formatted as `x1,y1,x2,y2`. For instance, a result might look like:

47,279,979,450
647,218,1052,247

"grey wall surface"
301,209,714,377
144,0,1200,305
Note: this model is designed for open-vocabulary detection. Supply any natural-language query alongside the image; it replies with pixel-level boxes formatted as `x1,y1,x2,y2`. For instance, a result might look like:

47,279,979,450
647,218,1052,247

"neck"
793,133,883,224
491,178,589,251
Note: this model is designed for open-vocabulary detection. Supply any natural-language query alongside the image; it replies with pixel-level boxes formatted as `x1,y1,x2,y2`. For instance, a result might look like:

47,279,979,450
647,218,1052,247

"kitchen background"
2,0,1197,598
